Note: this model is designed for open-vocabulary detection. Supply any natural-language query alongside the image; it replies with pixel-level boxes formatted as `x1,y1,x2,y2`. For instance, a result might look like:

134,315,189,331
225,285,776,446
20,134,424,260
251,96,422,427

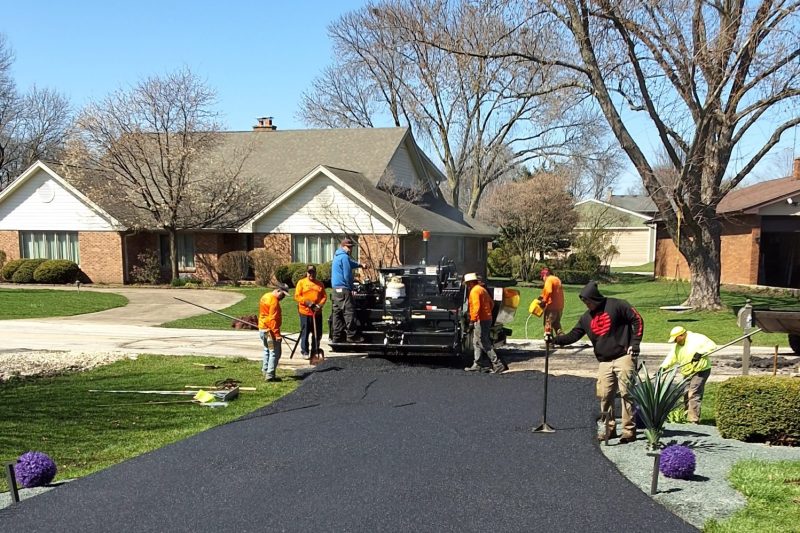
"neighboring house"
0,123,495,284
655,158,800,289
574,197,656,267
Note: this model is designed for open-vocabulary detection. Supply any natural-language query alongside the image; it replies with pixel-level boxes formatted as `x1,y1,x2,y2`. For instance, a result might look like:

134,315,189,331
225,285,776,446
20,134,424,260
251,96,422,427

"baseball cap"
341,238,355,247
668,326,687,343
274,282,290,295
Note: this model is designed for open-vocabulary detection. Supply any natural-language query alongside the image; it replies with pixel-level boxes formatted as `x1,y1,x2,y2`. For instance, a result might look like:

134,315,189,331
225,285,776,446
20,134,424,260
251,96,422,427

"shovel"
309,308,326,366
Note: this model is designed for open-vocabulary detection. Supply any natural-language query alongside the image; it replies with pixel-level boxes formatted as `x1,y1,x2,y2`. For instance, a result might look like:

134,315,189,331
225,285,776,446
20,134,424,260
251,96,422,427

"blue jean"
299,313,323,355
259,330,282,376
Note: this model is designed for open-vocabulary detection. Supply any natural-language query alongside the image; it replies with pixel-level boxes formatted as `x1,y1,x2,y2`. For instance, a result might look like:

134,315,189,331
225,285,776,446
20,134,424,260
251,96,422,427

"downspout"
122,232,131,284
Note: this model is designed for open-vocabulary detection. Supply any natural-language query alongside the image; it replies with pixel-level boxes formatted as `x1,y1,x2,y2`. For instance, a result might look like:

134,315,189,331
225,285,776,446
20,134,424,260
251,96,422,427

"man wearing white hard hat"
660,326,717,423
463,273,508,374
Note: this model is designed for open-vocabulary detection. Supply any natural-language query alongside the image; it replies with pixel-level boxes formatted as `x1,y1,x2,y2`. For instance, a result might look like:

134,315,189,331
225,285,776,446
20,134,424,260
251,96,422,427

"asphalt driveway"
0,358,696,532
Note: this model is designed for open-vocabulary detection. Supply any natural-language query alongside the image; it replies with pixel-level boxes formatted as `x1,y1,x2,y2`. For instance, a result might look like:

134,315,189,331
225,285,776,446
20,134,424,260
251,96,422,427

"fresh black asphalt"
0,357,697,532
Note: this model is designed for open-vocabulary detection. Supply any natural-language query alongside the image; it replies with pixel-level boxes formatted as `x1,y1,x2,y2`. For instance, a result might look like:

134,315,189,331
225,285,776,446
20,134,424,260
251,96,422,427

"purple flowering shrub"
15,451,57,488
659,445,696,479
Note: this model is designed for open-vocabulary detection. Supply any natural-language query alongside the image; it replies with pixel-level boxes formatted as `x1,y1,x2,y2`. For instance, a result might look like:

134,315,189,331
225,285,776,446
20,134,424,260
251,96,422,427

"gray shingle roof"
608,195,658,215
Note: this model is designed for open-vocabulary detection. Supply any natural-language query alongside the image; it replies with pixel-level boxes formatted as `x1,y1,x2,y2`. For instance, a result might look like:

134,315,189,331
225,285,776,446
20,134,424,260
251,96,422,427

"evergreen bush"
1,258,25,281
316,262,332,286
33,260,81,284
558,269,593,285
274,264,293,285
11,259,47,283
716,376,800,445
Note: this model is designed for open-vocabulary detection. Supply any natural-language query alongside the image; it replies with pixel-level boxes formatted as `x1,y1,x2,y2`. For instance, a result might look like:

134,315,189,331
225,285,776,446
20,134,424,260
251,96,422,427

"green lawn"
164,278,799,347
512,275,797,347
611,262,654,273
0,288,128,319
0,355,296,492
704,460,800,532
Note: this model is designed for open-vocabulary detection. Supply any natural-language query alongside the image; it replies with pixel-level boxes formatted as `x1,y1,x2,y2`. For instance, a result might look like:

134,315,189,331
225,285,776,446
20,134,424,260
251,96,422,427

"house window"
159,233,196,269
20,231,79,263
292,235,358,263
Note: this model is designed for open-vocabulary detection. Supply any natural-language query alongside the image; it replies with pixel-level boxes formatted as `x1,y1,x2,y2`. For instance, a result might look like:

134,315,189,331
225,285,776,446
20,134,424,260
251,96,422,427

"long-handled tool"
173,296,299,345
532,332,555,434
675,328,764,372
309,309,325,365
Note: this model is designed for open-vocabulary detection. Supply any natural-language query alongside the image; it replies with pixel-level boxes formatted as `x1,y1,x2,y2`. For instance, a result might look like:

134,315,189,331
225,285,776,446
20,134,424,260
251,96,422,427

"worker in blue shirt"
331,237,367,342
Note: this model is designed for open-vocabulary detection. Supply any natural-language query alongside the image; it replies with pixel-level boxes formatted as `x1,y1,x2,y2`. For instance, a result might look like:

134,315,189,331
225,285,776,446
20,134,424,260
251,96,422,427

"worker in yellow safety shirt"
660,326,717,424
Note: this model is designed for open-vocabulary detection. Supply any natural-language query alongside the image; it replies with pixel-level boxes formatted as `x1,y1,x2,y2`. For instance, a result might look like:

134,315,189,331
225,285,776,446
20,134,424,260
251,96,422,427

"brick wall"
258,233,291,265
359,234,401,269
80,232,124,284
654,216,760,285
195,233,221,283
0,230,20,263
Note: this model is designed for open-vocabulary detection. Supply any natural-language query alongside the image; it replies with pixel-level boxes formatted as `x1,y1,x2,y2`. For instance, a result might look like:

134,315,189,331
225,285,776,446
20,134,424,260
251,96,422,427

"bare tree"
0,34,71,190
489,0,799,308
300,0,603,217
479,173,578,281
66,67,267,281
573,202,625,266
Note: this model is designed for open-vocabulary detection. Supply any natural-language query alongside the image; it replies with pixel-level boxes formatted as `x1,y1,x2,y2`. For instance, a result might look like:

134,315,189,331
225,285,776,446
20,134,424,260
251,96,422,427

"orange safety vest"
540,274,564,311
468,284,494,322
258,292,282,338
294,276,327,316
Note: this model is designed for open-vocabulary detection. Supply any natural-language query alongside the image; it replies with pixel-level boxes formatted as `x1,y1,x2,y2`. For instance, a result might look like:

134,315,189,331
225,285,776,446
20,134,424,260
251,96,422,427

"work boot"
619,432,637,444
492,362,509,374
265,374,281,382
464,363,487,372
347,335,365,343
597,430,618,442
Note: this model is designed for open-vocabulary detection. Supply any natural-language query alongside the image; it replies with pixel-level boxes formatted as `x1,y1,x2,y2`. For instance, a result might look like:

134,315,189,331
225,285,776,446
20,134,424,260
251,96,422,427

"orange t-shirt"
294,277,327,316
258,292,282,338
468,284,494,322
540,275,564,311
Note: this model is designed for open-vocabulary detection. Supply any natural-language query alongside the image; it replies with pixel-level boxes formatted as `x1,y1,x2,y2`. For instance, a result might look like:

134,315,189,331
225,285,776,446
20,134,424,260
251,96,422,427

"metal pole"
172,297,298,343
5,463,20,504
648,452,661,495
773,345,779,376
533,339,555,433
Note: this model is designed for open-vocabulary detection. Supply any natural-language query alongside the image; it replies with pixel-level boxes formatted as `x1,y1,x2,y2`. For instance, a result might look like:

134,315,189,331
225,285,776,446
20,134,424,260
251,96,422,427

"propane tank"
385,276,406,305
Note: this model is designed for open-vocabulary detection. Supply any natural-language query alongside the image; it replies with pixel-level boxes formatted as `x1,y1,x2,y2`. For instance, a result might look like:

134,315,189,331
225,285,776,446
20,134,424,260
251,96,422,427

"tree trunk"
168,228,179,282
681,219,723,310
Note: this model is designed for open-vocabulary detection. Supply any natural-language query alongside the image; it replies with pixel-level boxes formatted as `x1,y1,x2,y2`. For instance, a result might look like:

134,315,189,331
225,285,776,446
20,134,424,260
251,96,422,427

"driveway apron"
0,358,696,532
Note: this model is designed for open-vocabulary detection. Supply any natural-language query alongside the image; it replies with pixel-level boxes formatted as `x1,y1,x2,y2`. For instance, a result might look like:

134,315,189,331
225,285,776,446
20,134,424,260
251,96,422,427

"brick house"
0,124,495,284
655,158,800,288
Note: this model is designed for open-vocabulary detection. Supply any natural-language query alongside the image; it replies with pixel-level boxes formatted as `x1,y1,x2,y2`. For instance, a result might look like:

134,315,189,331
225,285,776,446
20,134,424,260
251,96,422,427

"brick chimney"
794,157,800,180
253,117,276,131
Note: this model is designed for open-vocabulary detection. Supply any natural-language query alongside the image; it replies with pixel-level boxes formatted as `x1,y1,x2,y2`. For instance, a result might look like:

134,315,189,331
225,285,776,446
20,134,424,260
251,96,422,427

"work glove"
691,352,704,363
628,346,640,357
544,331,554,343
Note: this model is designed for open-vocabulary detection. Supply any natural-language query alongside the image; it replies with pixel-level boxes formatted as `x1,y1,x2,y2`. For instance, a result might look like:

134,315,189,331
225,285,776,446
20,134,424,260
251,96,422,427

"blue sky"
2,1,797,190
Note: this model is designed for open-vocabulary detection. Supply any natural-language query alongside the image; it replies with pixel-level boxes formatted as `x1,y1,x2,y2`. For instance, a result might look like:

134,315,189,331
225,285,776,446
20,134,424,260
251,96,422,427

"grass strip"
0,354,297,492
704,460,800,532
0,289,128,319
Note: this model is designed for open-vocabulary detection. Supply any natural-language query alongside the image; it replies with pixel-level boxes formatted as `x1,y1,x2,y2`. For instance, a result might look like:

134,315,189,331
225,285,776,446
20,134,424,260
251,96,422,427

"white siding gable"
253,173,396,234
381,143,421,190
759,202,800,216
0,168,117,231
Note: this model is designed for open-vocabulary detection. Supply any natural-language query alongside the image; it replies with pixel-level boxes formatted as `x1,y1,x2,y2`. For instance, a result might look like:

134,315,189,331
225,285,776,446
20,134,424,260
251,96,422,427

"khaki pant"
543,309,563,335
597,354,637,435
685,369,710,423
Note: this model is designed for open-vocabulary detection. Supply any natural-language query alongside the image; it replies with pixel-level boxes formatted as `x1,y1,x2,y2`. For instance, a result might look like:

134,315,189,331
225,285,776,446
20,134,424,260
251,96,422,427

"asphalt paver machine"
328,257,520,362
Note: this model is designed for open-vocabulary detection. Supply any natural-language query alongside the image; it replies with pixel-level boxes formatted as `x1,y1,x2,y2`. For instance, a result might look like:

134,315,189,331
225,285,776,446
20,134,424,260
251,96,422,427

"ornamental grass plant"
626,363,689,449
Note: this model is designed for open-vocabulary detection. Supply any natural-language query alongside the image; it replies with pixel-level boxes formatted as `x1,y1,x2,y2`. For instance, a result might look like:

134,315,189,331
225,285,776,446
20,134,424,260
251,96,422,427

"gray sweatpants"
473,320,501,365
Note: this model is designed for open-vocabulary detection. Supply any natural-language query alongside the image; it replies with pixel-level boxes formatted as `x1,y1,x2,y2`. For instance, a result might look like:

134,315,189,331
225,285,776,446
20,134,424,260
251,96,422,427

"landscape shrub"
716,376,800,445
316,262,332,286
487,247,514,278
11,259,47,283
129,250,161,285
292,263,313,286
217,251,250,286
564,252,602,274
33,260,81,284
1,258,26,281
170,275,202,287
558,269,593,285
274,264,293,286
248,249,281,286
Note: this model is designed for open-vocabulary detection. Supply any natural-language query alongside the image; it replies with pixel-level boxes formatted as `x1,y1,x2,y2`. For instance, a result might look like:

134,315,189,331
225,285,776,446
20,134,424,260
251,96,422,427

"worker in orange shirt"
463,273,508,374
539,267,564,336
294,264,327,362
259,283,289,382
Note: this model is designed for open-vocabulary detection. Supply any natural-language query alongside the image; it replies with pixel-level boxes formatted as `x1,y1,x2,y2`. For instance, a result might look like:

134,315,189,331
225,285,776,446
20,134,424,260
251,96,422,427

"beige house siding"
610,228,653,266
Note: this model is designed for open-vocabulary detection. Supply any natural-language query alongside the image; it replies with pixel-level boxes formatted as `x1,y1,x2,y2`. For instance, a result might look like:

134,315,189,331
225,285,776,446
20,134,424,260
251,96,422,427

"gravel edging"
0,350,131,382
599,423,800,528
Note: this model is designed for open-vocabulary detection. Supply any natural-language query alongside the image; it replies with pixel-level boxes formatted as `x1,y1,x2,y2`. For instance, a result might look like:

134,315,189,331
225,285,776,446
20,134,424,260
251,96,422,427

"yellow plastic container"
528,298,544,317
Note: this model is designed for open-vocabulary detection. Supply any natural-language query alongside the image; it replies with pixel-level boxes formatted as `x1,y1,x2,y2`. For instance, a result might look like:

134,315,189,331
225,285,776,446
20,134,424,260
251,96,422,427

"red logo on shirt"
590,312,612,336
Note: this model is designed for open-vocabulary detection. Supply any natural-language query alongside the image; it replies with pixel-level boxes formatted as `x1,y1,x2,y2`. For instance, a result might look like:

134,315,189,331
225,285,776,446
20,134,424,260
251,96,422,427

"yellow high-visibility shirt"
661,331,716,376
